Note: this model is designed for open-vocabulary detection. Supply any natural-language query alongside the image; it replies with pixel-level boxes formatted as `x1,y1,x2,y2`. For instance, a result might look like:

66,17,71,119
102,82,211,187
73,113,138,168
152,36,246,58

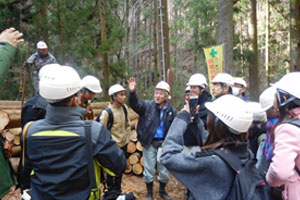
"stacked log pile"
0,101,143,176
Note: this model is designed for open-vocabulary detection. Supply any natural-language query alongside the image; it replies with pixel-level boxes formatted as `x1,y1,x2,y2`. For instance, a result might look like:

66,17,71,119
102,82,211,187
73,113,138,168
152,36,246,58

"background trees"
0,0,296,106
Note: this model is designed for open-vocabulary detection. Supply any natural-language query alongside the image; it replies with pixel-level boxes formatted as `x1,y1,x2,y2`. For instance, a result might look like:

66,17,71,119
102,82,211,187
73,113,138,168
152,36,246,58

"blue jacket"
25,105,126,200
128,92,176,148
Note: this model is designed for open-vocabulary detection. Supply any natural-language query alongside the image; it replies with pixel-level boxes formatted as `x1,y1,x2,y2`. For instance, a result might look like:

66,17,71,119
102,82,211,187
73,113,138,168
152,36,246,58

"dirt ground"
3,174,186,200
121,174,187,200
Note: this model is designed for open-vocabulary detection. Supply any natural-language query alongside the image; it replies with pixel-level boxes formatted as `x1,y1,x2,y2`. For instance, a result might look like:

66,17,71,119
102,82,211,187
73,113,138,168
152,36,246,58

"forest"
0,0,297,108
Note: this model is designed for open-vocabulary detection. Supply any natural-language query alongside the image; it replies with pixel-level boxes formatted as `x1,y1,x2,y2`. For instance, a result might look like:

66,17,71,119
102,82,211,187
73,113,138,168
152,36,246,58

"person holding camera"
128,77,176,200
183,73,211,147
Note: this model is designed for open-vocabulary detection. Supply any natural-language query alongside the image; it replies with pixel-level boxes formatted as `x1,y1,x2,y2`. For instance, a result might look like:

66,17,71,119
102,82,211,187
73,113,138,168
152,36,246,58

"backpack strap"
121,104,128,123
96,107,114,130
281,118,300,127
22,121,34,167
213,149,243,172
84,121,99,200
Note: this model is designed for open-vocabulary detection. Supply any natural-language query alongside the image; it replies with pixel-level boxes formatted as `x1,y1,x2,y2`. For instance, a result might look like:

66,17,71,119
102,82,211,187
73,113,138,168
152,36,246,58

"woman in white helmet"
97,83,134,200
79,75,102,120
266,72,300,200
160,95,258,200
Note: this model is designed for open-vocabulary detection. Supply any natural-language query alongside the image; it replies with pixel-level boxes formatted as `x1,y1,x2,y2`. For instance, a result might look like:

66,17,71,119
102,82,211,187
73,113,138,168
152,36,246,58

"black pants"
103,145,128,200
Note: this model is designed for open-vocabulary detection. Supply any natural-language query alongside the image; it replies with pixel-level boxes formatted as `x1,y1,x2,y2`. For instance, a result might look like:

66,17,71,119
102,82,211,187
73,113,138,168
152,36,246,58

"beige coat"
100,103,131,148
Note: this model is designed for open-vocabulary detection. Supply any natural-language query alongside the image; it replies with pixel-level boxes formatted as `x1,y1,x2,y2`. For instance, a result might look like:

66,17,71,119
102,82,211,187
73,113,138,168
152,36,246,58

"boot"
159,182,172,200
145,182,153,200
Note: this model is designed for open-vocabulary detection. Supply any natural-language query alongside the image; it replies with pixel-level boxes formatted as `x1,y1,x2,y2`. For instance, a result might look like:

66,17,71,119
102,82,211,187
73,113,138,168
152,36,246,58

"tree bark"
290,0,300,71
100,0,110,100
153,0,159,83
161,0,171,80
265,0,270,84
217,0,233,73
248,0,259,101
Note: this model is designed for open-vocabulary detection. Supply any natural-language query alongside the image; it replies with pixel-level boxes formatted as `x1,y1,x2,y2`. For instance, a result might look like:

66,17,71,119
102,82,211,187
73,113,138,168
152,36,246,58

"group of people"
1,27,300,200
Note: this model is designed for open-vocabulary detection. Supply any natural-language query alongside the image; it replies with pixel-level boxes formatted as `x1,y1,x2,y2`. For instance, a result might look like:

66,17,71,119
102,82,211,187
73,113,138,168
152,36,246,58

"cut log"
128,109,139,121
140,156,144,167
135,119,138,130
125,159,132,174
128,152,141,165
9,157,20,174
132,163,143,175
14,136,20,145
0,111,9,131
12,146,21,156
129,130,137,142
5,131,14,142
10,128,22,136
130,119,137,130
136,141,143,152
127,141,136,154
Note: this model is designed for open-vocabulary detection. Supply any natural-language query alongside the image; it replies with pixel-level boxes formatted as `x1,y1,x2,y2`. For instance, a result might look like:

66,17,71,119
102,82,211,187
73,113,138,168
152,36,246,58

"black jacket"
25,105,126,200
129,92,177,148
21,93,48,128
183,90,211,146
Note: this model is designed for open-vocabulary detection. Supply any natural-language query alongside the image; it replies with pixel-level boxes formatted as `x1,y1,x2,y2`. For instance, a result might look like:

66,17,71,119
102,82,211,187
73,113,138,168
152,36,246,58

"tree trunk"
265,0,270,84
290,0,300,71
57,0,63,59
153,0,159,83
248,0,259,101
40,0,49,43
161,0,171,80
99,0,110,100
217,0,233,73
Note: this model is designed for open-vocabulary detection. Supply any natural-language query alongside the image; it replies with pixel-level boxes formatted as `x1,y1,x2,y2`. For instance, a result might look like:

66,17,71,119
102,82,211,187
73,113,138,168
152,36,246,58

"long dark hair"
201,112,248,150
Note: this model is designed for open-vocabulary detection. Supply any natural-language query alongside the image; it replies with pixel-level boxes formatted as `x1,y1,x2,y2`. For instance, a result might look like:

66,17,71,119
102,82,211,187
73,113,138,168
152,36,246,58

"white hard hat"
156,81,170,93
259,87,276,111
108,84,126,96
81,75,102,93
246,102,267,122
274,72,300,99
234,77,247,88
37,41,48,49
205,94,253,134
39,65,82,103
211,73,234,86
185,86,191,92
187,73,208,88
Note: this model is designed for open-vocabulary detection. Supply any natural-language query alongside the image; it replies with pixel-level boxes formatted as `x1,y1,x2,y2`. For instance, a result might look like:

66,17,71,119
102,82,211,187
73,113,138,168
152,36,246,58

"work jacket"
99,103,131,148
128,91,176,148
0,42,16,86
25,105,126,200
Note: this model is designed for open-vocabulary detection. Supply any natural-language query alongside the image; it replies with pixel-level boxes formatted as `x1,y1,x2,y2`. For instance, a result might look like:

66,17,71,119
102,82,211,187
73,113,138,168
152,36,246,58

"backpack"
213,148,269,200
96,105,128,130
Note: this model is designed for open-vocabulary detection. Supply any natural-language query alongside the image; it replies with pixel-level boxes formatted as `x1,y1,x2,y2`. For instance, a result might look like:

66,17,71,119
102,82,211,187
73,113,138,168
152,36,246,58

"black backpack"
96,105,128,130
213,149,269,200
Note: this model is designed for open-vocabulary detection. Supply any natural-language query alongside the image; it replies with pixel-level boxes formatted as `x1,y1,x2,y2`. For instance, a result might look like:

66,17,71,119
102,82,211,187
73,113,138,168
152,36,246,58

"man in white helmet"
211,73,234,98
23,64,126,200
233,77,248,101
128,77,176,200
24,41,57,91
79,75,102,120
96,83,134,200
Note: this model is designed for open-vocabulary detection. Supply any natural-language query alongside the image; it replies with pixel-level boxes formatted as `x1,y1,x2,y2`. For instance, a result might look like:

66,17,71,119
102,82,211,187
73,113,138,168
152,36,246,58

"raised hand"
0,27,24,47
128,77,137,92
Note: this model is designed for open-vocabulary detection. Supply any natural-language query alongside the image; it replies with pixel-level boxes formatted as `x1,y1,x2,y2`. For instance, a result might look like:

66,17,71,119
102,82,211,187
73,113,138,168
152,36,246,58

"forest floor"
122,174,186,200
2,174,186,200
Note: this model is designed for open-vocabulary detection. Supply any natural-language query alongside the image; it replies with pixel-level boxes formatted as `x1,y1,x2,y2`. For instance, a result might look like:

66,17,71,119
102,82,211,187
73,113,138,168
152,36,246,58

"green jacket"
0,42,17,198
0,42,16,87
0,137,17,198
